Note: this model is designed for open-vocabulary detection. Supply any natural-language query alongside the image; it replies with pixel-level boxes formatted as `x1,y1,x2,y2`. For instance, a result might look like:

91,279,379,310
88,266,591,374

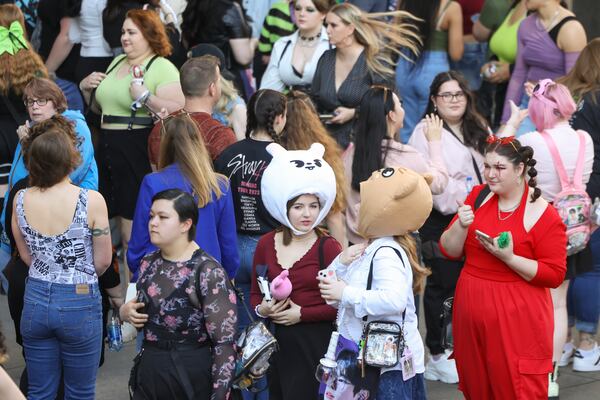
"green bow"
0,21,28,56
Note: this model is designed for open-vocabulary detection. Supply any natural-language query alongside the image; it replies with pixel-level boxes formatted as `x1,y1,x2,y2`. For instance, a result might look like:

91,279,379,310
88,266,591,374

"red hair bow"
486,135,516,145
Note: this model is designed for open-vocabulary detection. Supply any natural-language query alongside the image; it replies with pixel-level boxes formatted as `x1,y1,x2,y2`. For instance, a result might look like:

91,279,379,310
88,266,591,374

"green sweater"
258,1,295,56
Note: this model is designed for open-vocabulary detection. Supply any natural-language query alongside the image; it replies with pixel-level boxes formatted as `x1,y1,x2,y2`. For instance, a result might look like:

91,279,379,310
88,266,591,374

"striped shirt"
258,1,295,56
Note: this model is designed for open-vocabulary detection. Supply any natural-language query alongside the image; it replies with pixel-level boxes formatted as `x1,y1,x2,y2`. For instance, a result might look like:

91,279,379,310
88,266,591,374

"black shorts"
98,128,152,220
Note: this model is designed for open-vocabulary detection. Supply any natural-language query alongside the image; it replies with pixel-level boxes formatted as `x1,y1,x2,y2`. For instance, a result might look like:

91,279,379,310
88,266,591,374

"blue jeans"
236,233,268,400
396,51,450,143
450,42,487,91
567,230,600,334
21,277,102,400
377,371,427,400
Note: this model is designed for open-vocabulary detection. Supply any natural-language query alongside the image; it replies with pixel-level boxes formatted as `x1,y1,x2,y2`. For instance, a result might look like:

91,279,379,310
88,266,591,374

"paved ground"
2,290,599,399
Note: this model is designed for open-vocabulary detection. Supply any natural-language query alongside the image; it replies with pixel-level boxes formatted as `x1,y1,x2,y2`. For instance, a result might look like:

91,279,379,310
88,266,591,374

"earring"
433,104,437,113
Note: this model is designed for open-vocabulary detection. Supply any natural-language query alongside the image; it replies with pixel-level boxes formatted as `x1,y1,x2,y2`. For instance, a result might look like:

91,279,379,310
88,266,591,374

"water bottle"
465,176,474,194
107,314,123,352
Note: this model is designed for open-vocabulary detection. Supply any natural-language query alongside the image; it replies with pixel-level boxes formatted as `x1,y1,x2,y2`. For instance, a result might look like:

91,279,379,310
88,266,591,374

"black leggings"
423,257,463,355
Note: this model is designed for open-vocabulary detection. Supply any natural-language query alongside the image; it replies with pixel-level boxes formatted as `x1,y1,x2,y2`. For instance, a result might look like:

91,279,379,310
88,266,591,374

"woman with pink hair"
514,79,593,398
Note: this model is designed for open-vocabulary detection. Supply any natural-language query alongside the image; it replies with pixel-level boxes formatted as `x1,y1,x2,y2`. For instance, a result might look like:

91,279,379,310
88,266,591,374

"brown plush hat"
358,167,433,239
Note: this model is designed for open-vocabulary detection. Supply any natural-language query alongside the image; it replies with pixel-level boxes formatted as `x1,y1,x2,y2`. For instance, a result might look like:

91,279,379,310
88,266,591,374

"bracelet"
254,304,267,319
141,91,151,106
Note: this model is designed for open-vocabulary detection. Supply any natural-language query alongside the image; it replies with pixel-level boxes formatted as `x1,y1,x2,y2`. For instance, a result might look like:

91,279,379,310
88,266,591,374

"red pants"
453,271,553,399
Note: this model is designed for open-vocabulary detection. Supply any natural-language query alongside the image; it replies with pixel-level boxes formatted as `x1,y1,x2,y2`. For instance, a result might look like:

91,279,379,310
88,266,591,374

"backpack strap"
474,185,492,210
540,130,585,189
573,130,587,189
87,55,127,117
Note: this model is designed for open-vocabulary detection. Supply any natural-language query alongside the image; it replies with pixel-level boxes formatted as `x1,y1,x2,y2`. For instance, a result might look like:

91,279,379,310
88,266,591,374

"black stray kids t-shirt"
214,138,279,235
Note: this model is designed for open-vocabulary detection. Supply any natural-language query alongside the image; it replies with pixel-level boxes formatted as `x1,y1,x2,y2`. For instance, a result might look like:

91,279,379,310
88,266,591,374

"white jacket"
331,237,425,374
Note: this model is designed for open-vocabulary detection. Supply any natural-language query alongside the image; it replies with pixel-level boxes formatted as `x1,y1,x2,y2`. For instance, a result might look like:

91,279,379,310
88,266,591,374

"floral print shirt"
138,249,238,399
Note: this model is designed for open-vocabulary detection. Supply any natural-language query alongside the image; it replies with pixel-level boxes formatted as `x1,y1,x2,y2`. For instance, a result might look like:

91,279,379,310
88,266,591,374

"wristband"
255,304,267,319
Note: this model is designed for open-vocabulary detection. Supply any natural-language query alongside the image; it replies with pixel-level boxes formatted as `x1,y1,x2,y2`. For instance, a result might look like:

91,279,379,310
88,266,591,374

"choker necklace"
299,32,321,42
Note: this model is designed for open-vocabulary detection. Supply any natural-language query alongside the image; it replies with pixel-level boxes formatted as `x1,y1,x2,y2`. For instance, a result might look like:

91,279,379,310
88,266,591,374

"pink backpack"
541,130,591,255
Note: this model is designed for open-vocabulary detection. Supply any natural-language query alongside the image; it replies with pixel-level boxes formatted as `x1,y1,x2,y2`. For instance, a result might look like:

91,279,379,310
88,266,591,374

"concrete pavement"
2,292,600,399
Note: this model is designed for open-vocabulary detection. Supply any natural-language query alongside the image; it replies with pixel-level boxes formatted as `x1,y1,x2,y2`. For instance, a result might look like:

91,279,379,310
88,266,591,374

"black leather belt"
102,115,154,127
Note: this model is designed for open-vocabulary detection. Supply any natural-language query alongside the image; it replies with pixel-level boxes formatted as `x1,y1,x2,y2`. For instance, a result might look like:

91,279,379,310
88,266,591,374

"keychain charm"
400,347,415,381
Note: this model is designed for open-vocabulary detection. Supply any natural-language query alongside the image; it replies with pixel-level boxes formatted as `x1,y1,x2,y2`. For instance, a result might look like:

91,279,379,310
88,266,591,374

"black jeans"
423,257,463,355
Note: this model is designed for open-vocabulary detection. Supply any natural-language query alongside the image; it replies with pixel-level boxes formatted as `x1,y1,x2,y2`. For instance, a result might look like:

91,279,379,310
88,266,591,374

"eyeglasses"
435,91,466,102
24,98,49,107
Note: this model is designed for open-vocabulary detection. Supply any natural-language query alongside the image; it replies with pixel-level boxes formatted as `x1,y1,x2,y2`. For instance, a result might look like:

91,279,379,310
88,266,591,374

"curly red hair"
0,4,47,96
126,9,172,57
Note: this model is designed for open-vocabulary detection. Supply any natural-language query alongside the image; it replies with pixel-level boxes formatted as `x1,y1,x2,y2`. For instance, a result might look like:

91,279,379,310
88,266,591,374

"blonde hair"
215,75,240,125
394,234,430,294
0,4,48,96
283,91,347,214
328,3,420,78
158,114,226,206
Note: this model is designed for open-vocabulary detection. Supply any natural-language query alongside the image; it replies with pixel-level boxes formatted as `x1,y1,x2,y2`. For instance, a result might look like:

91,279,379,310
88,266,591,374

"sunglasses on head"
533,79,555,97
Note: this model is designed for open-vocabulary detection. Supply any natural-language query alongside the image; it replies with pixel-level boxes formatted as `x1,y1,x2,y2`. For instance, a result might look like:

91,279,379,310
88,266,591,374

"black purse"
440,297,454,350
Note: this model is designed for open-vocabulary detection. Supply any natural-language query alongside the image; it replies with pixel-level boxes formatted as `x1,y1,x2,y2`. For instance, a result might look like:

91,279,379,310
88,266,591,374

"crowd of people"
0,0,599,400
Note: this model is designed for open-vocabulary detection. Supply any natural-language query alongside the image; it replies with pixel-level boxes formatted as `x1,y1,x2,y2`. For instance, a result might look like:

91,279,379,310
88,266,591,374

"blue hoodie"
0,109,99,252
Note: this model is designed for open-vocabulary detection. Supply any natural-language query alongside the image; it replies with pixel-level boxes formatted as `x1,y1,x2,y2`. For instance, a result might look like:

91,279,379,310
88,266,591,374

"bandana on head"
0,21,28,56
261,143,336,235
358,167,433,239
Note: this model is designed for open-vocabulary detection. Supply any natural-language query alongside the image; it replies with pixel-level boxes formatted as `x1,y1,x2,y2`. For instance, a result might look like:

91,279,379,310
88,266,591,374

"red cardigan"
250,231,341,322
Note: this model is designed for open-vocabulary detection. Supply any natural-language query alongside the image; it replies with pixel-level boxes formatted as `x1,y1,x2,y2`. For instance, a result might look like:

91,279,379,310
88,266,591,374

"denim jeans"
21,277,102,400
450,42,487,92
568,230,600,334
396,51,450,143
377,371,427,400
236,233,268,400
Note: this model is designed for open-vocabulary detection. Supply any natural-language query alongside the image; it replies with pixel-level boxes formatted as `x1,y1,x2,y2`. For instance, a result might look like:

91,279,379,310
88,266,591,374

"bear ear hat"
266,142,286,157
307,142,325,158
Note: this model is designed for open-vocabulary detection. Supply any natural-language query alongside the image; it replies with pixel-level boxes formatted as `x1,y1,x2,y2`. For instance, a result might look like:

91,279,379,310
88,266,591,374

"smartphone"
319,114,334,123
475,229,493,244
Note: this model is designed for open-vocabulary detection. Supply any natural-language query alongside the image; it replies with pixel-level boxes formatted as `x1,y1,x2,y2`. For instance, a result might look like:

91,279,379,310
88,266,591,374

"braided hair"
245,89,287,141
485,138,541,203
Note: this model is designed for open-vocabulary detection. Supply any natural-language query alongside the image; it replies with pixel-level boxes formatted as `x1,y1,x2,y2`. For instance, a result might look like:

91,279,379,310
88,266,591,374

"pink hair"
528,80,576,132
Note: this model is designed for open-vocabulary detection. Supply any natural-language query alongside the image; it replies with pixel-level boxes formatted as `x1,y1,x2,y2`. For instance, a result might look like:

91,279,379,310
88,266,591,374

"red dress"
440,185,566,399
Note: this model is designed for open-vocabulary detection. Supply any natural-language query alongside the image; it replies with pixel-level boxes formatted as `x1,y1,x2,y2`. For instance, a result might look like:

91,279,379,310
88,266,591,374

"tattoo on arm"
92,227,110,237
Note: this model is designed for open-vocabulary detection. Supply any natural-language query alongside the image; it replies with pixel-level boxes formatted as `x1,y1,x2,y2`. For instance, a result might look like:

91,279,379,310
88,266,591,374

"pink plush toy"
270,270,292,301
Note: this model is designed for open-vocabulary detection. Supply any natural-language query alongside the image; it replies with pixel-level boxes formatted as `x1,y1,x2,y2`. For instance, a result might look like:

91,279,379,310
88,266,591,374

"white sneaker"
558,342,575,367
548,363,559,399
573,344,600,372
424,351,459,384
